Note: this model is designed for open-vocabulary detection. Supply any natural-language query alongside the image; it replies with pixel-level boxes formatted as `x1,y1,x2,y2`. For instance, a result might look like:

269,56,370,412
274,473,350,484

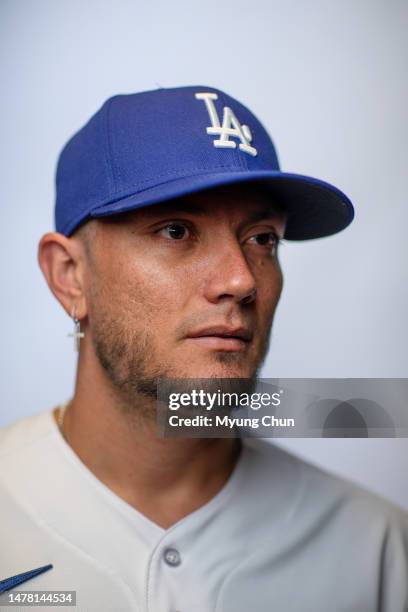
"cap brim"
87,170,354,241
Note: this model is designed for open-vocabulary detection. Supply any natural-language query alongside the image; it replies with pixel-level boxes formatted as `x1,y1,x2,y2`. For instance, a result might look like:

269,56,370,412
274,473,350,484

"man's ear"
37,232,88,319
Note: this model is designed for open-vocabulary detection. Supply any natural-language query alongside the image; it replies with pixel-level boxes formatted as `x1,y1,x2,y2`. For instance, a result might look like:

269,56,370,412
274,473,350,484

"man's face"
82,183,286,404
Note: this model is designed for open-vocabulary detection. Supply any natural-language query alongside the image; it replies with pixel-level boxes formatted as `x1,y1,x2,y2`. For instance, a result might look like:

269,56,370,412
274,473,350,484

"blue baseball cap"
55,85,354,240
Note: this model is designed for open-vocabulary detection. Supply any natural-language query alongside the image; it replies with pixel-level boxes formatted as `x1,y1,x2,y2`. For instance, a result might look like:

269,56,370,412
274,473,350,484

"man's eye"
159,223,190,240
248,232,280,249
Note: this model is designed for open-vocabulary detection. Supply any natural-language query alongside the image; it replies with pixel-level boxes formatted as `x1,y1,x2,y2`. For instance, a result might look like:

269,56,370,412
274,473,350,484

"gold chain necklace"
56,399,72,431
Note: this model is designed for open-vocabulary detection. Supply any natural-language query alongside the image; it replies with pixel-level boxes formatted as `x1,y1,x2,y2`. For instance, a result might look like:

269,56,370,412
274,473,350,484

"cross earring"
67,305,85,351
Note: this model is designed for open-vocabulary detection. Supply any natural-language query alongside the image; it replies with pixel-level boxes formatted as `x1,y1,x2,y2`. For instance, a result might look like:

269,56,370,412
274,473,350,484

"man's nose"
202,239,257,305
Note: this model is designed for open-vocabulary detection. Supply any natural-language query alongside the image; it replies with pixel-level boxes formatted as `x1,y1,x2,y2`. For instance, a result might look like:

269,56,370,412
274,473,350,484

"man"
0,86,406,611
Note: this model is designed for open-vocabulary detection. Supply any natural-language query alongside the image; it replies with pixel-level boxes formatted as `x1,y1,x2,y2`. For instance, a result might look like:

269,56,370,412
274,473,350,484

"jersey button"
163,547,182,567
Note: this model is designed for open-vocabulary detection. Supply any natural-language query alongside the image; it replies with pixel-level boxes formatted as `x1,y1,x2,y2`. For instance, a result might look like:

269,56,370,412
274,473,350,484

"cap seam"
94,163,253,198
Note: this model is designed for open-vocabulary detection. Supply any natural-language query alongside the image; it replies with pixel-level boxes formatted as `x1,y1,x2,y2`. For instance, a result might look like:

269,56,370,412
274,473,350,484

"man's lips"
185,325,253,351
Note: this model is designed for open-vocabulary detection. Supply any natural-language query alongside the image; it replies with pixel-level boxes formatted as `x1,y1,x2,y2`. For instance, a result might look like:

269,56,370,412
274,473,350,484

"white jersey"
0,409,407,612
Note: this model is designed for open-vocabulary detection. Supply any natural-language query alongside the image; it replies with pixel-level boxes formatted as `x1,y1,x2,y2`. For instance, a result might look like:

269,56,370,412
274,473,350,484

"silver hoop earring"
67,305,85,351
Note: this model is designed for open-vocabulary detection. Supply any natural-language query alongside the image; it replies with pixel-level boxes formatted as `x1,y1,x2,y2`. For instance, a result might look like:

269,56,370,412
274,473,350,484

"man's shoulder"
243,436,408,533
0,410,54,460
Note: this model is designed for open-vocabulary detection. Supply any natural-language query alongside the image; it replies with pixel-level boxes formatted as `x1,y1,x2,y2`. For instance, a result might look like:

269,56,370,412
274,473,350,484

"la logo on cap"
195,92,257,157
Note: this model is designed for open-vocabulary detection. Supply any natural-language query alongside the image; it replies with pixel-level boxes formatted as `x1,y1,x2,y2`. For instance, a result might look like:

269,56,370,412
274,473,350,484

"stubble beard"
90,308,273,420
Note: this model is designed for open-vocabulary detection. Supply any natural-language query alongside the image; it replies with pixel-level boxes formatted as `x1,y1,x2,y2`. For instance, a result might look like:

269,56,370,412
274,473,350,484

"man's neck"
53,395,242,529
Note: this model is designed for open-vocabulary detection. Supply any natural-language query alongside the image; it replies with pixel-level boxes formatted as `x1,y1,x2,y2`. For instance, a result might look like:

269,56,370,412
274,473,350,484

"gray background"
1,0,407,508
